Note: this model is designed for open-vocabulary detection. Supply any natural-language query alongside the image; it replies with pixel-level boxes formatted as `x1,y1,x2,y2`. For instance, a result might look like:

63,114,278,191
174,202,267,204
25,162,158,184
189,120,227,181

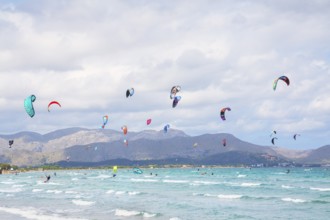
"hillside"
0,128,328,166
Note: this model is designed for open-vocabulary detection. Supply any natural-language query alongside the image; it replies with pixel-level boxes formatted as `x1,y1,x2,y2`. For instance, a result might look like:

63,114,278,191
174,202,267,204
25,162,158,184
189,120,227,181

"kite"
126,88,134,98
222,139,227,147
47,101,61,112
163,124,170,133
133,167,143,174
9,140,14,148
220,107,231,121
172,96,181,108
102,115,109,129
146,119,152,125
293,134,300,140
121,125,128,135
271,137,278,145
170,86,181,99
273,76,290,91
270,130,277,137
24,95,36,117
113,166,118,173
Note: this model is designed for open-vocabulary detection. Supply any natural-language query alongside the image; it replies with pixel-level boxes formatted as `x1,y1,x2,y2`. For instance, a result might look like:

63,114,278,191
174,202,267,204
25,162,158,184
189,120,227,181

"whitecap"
32,189,44,192
237,175,246,178
310,187,330,192
241,182,261,187
65,191,77,194
218,194,242,199
169,217,182,220
0,206,88,220
115,209,140,217
106,190,115,194
282,198,306,203
128,191,141,195
46,190,63,194
143,212,157,218
115,191,126,195
131,178,159,182
163,180,189,184
72,199,95,206
281,185,294,189
192,181,220,185
0,181,15,185
0,188,23,193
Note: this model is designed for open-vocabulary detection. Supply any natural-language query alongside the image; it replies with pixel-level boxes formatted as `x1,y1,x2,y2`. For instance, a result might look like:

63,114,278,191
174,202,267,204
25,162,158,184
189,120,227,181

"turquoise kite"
24,95,36,117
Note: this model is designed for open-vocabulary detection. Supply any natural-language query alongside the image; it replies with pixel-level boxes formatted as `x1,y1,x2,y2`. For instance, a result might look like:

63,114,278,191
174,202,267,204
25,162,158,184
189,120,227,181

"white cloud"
0,0,329,149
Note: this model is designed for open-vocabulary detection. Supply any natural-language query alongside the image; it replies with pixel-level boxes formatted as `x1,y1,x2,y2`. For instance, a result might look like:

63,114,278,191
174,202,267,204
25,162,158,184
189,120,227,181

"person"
44,175,51,183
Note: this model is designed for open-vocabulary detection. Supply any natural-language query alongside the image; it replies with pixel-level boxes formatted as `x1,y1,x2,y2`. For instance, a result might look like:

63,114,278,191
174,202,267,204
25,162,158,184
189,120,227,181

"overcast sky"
0,0,329,150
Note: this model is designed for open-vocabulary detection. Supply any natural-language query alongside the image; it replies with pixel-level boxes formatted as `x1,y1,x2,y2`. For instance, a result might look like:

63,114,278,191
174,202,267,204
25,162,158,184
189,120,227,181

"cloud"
0,0,329,149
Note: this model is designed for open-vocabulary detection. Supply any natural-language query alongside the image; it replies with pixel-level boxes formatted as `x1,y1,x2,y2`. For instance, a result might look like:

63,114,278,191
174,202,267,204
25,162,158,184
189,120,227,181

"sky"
0,0,329,150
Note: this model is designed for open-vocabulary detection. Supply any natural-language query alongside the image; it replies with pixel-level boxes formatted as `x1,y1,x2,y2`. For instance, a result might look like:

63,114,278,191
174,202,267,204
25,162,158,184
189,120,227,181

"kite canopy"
146,119,152,125
133,167,143,174
121,125,128,135
24,95,36,117
172,96,181,108
270,130,277,137
293,134,300,140
271,137,278,145
102,115,109,129
113,166,118,173
163,124,170,133
126,88,134,98
222,138,227,147
273,76,290,91
220,107,231,121
9,140,14,148
48,101,61,112
170,86,181,99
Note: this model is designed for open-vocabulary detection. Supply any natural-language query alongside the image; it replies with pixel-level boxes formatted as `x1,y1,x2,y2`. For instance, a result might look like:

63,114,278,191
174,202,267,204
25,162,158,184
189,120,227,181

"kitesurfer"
44,175,51,183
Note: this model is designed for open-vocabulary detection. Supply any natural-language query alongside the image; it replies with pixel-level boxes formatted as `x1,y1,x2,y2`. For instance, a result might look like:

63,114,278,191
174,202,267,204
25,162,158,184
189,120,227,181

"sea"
0,167,329,220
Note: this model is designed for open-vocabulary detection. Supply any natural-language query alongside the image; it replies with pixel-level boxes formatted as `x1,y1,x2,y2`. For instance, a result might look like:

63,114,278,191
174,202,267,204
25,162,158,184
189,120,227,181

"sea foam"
218,194,243,199
310,187,330,192
0,206,88,220
115,209,140,217
72,199,95,206
281,198,306,203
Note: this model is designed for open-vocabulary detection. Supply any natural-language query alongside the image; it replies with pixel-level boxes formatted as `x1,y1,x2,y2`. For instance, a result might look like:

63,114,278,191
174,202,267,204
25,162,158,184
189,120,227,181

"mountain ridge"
0,128,328,166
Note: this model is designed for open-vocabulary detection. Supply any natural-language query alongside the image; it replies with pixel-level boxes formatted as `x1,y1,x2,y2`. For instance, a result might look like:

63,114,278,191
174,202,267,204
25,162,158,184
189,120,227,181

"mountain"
296,145,330,164
0,128,328,166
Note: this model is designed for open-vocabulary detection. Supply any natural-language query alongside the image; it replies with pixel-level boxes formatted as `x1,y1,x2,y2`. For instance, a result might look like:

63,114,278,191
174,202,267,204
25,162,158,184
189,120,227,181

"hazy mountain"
0,128,328,166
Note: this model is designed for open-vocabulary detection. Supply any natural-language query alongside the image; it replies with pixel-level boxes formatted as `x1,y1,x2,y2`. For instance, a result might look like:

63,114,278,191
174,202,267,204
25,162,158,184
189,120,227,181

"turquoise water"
0,168,330,220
